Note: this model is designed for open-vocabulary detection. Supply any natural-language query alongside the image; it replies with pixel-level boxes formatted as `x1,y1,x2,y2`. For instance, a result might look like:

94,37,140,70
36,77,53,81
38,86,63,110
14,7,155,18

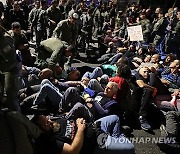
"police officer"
165,9,179,54
172,11,180,58
28,0,40,42
38,38,74,73
36,0,49,47
139,12,152,44
53,12,78,46
46,0,62,38
151,10,169,46
80,8,94,49
0,21,21,111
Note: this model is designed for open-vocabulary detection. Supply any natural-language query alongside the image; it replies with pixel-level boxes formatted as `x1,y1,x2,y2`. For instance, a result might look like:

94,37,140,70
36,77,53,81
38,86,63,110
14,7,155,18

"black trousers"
139,88,153,117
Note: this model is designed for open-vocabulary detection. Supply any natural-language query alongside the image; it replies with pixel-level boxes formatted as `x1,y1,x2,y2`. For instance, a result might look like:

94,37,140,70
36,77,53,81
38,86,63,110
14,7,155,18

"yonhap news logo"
128,137,176,144
97,133,111,148
97,133,176,148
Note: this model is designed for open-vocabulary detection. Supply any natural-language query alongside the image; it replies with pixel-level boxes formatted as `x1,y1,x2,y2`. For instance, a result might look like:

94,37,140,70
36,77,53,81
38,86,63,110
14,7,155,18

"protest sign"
127,25,143,41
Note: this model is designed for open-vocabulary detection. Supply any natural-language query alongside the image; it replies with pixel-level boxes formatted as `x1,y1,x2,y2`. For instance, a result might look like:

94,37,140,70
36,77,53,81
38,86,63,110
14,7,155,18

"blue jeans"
33,79,63,109
95,115,135,154
82,67,103,79
95,115,120,137
33,79,80,112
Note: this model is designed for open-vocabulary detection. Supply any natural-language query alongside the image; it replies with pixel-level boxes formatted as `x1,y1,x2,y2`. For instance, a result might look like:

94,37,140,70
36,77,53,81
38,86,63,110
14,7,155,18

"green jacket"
40,38,68,67
53,19,78,45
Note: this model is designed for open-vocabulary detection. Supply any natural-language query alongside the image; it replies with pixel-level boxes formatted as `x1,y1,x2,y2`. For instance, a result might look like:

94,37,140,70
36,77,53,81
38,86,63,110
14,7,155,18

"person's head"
146,8,151,15
140,12,146,19
32,115,54,131
139,67,150,79
11,22,21,34
67,67,80,81
138,47,147,55
22,65,28,76
104,82,118,98
108,42,114,48
174,7,178,13
155,7,161,14
116,64,131,79
51,0,58,8
167,8,174,18
106,29,112,36
129,44,136,52
38,68,53,80
158,10,165,18
118,10,123,17
69,12,78,25
177,11,180,20
165,54,176,64
65,45,74,57
81,77,90,86
144,55,151,62
40,0,47,9
34,0,40,8
169,60,180,73
148,43,156,53
13,1,20,11
150,54,160,63
116,56,128,66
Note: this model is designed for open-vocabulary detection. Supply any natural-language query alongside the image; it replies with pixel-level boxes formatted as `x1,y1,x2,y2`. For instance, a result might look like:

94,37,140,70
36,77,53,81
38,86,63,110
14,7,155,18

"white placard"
127,25,144,41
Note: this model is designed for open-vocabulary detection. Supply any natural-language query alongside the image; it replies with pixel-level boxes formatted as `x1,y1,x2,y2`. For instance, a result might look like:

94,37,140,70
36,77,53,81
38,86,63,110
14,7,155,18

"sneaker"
139,116,151,131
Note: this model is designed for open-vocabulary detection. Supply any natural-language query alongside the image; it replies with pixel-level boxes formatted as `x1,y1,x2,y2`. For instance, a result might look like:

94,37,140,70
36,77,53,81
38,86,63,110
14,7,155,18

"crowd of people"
0,0,180,153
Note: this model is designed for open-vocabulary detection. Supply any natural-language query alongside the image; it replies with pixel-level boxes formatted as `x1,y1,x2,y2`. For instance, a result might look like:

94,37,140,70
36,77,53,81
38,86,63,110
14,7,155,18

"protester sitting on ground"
32,79,81,113
161,60,180,90
21,67,53,88
104,29,113,45
82,66,109,90
84,81,119,119
30,76,105,112
135,66,158,131
109,64,131,110
147,43,157,55
21,65,41,88
132,47,148,68
33,114,135,154
123,44,137,60
162,54,176,67
56,67,81,82
97,42,118,63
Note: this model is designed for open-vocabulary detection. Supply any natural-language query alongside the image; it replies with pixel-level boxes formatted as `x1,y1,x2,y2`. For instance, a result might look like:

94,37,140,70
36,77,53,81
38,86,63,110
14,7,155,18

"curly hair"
117,64,131,79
